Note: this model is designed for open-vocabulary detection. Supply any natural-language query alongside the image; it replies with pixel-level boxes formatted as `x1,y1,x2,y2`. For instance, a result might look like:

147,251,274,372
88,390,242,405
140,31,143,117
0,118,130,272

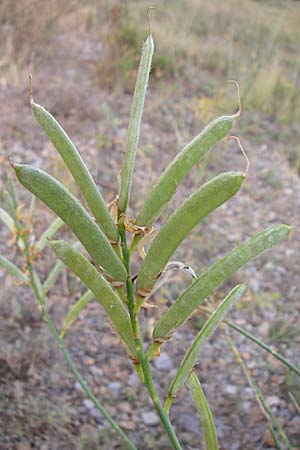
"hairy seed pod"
119,35,154,212
14,164,127,281
31,99,119,243
52,240,136,359
168,284,246,398
153,224,291,341
137,113,238,227
136,172,245,291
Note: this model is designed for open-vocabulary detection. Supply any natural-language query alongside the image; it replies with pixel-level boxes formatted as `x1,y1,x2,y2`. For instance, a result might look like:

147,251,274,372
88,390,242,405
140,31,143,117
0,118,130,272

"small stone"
119,420,136,431
266,395,280,407
142,411,160,426
128,372,138,386
224,384,238,395
177,413,199,433
75,381,84,392
262,428,275,447
84,356,95,366
154,353,173,371
108,381,123,396
90,407,103,423
83,399,94,410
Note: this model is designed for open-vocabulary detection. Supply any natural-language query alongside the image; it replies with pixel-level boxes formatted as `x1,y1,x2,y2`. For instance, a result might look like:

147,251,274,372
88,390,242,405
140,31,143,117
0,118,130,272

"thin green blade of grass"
60,290,95,338
7,176,19,208
153,224,291,342
167,284,246,401
36,217,64,253
0,207,15,232
224,319,300,378
119,34,154,212
0,254,28,282
229,337,293,450
187,371,219,450
268,424,284,450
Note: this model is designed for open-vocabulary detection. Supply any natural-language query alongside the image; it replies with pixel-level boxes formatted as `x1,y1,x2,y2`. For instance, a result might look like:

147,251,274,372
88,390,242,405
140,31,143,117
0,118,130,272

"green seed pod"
14,164,127,282
119,35,154,212
136,172,245,292
168,284,246,398
153,224,291,341
137,113,238,227
187,372,219,450
52,240,137,359
31,98,118,243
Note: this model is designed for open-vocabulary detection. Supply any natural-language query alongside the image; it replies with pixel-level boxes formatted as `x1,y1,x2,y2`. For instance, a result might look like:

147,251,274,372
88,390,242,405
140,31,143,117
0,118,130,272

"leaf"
153,224,291,342
168,284,246,398
51,240,137,359
229,338,293,449
119,35,154,212
136,114,238,227
136,172,245,292
60,290,95,337
31,99,118,243
187,372,219,450
0,207,15,232
14,164,127,282
36,217,64,253
0,254,28,282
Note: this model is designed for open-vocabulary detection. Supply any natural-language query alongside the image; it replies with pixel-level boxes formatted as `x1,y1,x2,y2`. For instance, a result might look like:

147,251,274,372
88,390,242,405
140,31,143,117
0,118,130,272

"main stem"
21,236,137,450
119,219,182,450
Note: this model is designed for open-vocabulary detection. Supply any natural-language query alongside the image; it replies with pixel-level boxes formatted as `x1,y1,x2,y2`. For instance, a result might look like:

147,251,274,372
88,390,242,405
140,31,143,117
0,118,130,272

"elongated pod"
14,164,127,282
137,112,239,227
52,240,136,359
136,172,245,292
168,284,246,398
153,224,291,341
119,35,154,212
187,372,219,450
31,97,118,243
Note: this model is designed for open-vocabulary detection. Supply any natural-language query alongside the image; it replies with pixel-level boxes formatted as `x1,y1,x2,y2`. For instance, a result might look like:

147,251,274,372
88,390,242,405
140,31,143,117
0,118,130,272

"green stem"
119,219,183,450
22,234,137,450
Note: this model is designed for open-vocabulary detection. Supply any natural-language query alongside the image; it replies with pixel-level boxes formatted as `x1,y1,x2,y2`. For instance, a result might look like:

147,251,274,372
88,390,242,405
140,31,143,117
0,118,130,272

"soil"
0,16,299,450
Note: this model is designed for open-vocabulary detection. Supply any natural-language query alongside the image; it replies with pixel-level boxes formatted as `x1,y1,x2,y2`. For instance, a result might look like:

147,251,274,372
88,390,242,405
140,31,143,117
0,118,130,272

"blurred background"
0,1,300,449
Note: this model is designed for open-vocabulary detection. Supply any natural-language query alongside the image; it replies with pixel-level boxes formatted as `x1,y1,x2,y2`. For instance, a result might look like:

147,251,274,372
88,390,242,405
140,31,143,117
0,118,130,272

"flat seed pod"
153,224,291,341
14,164,127,282
119,35,154,212
52,240,137,359
136,114,236,227
31,99,118,243
168,284,246,398
187,372,219,450
136,172,245,291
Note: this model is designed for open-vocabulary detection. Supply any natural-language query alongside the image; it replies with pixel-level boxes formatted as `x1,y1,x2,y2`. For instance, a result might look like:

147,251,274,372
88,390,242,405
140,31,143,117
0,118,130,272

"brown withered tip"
9,157,16,170
147,6,155,35
28,74,34,102
227,135,250,176
227,79,242,117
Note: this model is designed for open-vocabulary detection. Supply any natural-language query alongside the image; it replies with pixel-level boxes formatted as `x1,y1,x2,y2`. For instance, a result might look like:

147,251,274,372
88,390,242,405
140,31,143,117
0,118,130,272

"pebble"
224,384,238,395
154,353,173,371
83,399,94,410
108,381,123,396
177,413,199,433
262,428,275,447
142,411,160,426
128,372,138,386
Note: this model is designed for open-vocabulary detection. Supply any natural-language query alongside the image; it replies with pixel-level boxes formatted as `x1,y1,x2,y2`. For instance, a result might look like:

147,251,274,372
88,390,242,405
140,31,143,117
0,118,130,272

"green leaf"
36,217,64,253
137,114,238,227
51,240,137,359
14,164,127,282
224,320,300,378
229,338,293,450
187,372,219,450
119,35,154,212
168,284,246,398
136,172,245,292
0,254,28,282
31,99,119,243
153,224,291,342
60,290,95,337
0,207,15,232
